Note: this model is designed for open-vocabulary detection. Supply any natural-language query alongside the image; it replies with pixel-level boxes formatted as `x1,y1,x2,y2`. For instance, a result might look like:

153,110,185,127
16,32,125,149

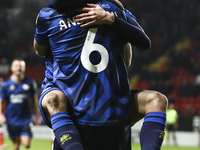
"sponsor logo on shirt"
10,94,27,104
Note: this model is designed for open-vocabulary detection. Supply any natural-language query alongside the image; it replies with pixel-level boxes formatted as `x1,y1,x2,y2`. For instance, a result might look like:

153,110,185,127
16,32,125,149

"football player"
0,58,40,150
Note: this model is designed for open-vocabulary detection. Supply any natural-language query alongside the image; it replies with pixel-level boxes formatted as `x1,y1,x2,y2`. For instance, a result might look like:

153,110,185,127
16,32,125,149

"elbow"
33,39,49,57
142,38,151,50
131,34,151,50
35,50,46,57
138,37,151,50
33,46,46,57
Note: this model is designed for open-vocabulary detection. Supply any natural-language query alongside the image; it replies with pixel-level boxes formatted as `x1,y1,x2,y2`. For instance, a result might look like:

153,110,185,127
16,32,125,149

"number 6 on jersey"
81,28,109,73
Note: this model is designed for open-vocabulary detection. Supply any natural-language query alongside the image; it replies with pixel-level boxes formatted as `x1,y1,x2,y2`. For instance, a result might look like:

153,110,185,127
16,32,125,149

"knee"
23,143,31,149
46,92,60,108
43,91,67,115
146,91,168,113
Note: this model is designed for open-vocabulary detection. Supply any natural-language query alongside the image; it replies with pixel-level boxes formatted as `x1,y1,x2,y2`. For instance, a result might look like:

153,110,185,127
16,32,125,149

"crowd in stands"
0,0,200,117
125,0,200,117
0,0,45,65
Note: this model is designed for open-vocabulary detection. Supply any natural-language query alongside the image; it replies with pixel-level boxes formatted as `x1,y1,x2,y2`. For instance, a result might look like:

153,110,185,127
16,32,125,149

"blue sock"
140,112,166,150
51,112,84,150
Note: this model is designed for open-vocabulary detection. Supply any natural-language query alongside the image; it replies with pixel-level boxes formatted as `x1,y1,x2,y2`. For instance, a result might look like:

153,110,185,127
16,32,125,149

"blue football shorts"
7,123,33,140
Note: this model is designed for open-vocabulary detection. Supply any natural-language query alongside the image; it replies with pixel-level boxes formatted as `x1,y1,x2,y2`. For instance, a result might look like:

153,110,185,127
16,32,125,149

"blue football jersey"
41,51,54,92
35,0,131,126
0,77,37,125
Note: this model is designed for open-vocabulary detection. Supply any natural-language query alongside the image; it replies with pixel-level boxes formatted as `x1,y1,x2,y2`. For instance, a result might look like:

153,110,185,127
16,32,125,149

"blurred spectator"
166,102,178,146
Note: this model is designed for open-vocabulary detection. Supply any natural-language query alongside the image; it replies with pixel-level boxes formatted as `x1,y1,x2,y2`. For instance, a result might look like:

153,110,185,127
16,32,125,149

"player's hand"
0,114,6,126
74,3,115,27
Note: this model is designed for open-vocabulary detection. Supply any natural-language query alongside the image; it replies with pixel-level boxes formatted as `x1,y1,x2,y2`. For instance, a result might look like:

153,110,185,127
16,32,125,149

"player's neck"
11,74,24,83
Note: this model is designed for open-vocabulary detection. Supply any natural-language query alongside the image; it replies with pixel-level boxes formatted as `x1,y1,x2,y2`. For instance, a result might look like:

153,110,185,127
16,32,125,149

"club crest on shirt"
22,84,30,91
10,85,15,90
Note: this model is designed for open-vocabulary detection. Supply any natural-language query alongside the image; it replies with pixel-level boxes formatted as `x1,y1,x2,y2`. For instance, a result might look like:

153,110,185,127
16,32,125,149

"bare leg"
129,90,168,150
129,90,168,125
172,131,177,146
41,90,84,150
13,136,20,150
42,90,68,118
20,135,32,149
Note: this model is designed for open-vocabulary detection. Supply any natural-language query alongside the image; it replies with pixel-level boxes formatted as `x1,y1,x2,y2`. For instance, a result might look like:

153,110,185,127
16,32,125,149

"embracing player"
34,0,168,150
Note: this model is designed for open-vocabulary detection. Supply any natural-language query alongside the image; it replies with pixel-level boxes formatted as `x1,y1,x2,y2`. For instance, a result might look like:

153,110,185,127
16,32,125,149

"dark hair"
47,0,99,13
11,57,25,64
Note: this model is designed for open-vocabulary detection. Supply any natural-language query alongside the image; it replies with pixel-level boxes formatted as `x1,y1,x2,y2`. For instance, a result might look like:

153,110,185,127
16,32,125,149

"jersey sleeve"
125,10,144,32
0,83,7,101
111,9,151,50
34,8,51,46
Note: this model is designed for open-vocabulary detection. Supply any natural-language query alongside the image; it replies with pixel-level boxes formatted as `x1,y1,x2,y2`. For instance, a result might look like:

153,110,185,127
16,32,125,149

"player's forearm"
0,100,3,115
74,3,151,50
34,107,40,120
111,17,151,50
31,95,40,123
0,100,6,125
104,11,115,25
33,103,40,124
